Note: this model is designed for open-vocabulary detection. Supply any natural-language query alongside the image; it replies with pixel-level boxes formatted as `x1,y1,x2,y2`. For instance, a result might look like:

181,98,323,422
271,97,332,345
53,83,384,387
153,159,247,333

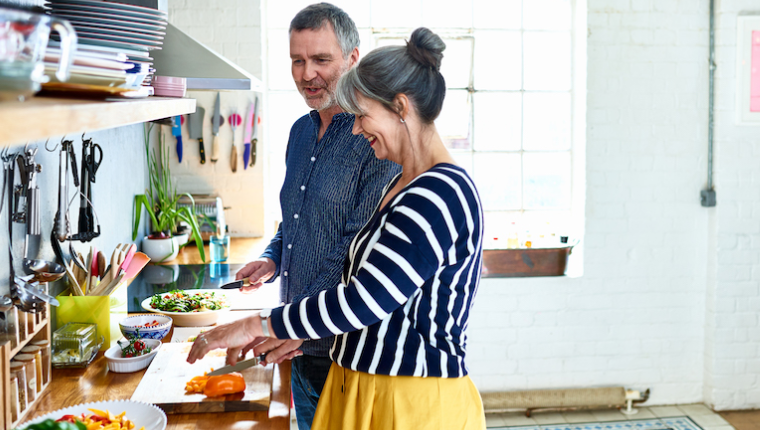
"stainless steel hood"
151,23,262,91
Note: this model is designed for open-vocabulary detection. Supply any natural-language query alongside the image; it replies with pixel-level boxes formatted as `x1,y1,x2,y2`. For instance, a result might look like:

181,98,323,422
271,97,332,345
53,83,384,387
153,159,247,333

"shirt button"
284,271,288,277
300,185,305,191
293,214,299,219
287,244,292,249
310,157,316,162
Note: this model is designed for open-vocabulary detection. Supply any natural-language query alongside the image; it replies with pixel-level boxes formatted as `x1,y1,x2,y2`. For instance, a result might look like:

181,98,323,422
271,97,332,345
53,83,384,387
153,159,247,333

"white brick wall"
167,0,266,237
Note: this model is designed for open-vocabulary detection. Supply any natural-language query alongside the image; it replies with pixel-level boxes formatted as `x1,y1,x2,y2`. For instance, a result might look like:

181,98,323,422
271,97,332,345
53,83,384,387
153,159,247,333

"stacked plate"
151,76,186,98
44,0,167,97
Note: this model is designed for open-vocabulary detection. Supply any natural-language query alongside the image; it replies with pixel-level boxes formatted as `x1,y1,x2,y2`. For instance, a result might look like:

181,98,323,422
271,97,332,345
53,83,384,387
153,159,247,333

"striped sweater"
269,163,483,378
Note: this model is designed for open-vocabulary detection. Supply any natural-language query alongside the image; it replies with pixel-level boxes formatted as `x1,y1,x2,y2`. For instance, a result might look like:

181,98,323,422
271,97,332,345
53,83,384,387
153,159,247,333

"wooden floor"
719,410,760,430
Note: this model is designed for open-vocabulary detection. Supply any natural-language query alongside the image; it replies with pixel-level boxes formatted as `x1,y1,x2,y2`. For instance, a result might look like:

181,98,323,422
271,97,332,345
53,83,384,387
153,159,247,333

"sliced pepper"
203,372,246,398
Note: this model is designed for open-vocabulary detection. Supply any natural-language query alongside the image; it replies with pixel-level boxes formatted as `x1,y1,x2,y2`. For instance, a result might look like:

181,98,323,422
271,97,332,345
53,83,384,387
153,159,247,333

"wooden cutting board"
131,342,273,414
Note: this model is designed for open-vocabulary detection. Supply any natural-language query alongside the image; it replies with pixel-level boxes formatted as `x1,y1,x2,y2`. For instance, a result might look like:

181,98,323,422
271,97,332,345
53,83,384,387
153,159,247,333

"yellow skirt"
312,363,486,430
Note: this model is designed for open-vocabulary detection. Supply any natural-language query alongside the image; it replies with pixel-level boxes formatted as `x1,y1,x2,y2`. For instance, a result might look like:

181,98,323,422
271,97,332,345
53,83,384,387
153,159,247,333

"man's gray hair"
290,3,360,59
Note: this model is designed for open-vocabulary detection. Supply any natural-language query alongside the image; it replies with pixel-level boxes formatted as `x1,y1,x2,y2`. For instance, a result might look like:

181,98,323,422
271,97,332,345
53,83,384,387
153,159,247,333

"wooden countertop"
23,315,291,430
168,238,268,265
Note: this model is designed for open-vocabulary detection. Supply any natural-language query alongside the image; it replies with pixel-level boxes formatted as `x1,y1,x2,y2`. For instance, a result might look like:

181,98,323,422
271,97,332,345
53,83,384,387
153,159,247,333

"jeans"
291,354,333,430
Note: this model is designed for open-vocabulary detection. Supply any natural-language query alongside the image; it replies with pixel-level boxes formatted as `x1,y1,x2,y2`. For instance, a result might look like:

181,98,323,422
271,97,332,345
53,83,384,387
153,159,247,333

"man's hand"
254,339,304,365
236,258,276,293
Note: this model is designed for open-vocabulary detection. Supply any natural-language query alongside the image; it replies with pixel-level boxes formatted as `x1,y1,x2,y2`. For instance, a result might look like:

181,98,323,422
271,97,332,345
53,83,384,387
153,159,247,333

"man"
234,3,401,429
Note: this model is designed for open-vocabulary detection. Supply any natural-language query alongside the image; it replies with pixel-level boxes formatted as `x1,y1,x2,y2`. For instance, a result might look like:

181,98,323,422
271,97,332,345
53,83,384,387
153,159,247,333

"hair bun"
406,27,445,70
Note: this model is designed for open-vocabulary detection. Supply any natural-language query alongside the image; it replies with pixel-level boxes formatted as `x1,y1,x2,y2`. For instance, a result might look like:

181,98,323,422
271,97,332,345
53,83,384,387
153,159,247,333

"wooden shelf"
0,96,196,147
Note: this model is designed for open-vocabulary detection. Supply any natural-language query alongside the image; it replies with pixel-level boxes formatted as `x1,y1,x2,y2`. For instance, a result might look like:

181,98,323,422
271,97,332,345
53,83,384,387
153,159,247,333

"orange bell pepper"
185,374,210,394
203,372,246,397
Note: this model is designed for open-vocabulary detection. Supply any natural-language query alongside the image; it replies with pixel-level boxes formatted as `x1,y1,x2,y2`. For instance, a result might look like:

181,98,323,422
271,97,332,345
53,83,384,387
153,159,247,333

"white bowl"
119,314,173,340
105,339,162,373
140,289,231,327
19,400,167,430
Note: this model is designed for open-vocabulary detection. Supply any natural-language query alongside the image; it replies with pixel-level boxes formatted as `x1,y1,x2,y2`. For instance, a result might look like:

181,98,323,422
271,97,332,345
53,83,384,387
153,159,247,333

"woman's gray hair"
290,3,360,59
336,28,446,124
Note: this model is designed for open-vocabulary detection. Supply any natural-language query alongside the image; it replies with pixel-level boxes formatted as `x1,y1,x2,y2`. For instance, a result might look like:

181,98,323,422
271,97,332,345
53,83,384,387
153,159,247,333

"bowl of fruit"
105,338,162,373
119,315,173,340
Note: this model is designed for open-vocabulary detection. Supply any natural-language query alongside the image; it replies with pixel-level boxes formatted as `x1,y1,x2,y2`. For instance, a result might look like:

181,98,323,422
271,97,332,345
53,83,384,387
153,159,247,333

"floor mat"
491,416,703,430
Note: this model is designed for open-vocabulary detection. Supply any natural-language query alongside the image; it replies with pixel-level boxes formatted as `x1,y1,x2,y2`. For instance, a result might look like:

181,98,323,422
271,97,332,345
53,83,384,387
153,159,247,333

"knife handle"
243,142,251,170
250,138,257,167
176,135,183,163
198,137,206,164
210,135,219,163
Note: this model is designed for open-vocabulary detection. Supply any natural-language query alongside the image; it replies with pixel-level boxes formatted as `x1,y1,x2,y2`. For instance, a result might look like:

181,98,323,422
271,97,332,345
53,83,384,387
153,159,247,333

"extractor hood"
151,23,262,91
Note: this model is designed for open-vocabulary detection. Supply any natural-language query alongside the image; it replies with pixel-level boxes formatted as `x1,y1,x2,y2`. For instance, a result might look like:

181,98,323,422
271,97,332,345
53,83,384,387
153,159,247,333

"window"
262,0,583,253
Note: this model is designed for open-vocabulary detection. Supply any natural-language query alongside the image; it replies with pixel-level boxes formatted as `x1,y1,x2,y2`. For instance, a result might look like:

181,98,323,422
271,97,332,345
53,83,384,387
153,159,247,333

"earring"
400,118,405,123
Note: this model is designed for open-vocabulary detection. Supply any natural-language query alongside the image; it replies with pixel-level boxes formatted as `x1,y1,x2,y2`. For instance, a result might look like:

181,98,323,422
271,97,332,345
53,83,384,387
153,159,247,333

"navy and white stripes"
269,163,483,378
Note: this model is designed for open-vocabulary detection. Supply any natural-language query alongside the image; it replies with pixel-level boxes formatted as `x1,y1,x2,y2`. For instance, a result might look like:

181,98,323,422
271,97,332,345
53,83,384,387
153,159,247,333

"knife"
211,92,222,163
220,277,250,289
243,100,256,170
207,353,267,376
188,106,206,164
172,115,183,163
250,96,260,168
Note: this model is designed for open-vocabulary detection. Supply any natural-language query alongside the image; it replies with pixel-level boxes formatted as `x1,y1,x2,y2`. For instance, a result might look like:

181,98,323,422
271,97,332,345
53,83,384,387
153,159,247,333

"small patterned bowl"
119,315,173,340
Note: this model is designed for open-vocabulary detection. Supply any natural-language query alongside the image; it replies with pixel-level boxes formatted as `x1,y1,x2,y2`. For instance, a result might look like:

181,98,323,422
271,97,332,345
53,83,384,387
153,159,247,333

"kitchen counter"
23,312,291,430
168,238,268,265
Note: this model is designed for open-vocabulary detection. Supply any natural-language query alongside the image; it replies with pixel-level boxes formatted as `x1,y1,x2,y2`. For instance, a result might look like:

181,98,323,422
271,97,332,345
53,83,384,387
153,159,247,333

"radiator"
481,387,628,415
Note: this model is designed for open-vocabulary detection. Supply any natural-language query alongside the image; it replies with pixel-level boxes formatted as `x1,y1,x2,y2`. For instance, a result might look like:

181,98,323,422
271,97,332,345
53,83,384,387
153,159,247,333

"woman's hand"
254,339,304,365
187,315,263,364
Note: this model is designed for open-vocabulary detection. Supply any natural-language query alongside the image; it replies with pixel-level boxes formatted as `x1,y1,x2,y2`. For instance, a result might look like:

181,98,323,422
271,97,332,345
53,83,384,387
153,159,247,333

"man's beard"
298,63,348,112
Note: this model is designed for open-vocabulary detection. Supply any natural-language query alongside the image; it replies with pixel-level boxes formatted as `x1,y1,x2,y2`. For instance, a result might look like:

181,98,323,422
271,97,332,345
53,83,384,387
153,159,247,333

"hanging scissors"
76,135,102,241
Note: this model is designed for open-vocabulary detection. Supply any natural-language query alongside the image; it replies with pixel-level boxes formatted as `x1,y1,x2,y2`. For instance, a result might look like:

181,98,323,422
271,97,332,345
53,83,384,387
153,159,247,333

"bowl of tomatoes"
119,315,173,340
105,338,162,373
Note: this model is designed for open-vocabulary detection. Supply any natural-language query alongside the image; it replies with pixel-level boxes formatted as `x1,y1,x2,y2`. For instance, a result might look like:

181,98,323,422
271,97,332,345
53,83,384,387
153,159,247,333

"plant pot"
173,232,190,246
141,236,179,263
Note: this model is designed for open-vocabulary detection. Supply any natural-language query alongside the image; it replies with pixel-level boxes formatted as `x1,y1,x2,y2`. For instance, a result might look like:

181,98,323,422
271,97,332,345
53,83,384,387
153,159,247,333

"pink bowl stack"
152,76,186,97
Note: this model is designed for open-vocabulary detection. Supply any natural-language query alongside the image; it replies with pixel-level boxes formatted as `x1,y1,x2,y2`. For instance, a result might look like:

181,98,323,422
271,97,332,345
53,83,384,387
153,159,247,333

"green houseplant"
132,124,206,262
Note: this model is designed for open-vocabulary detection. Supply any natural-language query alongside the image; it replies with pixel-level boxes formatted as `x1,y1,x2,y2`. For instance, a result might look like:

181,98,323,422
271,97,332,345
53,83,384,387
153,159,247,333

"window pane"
523,152,571,209
439,37,473,89
450,151,473,176
474,92,521,151
474,152,521,210
523,92,571,151
371,0,423,28
437,90,471,149
523,31,571,91
523,0,572,31
473,0,521,30
474,30,521,90
422,0,473,29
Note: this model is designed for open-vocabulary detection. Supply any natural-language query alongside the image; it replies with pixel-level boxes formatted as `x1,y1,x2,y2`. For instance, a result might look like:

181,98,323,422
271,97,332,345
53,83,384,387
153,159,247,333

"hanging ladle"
22,258,65,283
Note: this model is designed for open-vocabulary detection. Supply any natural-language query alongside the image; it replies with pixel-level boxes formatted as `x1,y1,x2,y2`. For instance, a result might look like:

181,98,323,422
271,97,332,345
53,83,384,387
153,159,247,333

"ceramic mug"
0,7,77,101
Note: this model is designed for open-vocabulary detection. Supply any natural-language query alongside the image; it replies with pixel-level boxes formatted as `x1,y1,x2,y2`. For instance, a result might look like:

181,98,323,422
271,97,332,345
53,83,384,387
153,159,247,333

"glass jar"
9,372,19,422
31,339,51,385
13,353,37,403
10,360,28,412
20,345,43,393
1,306,19,349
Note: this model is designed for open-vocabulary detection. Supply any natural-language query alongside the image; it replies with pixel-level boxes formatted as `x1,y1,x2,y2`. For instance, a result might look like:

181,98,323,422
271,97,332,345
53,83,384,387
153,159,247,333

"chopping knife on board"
250,96,260,168
188,107,206,164
206,353,268,375
172,115,183,163
210,92,222,163
243,99,256,170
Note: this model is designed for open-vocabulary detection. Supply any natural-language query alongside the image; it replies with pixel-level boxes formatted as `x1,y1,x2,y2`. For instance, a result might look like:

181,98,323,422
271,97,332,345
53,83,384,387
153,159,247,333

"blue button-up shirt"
261,110,401,357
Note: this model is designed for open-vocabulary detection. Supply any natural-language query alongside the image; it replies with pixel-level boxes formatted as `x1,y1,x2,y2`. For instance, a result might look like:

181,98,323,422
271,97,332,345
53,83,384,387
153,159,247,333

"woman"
189,27,485,429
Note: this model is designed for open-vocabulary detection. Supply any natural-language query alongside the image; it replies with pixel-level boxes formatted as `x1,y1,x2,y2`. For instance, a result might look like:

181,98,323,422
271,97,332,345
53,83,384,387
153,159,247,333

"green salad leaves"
149,290,226,313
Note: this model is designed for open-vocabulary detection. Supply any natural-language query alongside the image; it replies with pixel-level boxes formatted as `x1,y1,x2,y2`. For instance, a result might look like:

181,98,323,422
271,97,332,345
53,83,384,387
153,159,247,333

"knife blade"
220,277,250,289
172,115,183,163
211,92,221,163
250,96,260,168
188,107,206,164
207,354,266,376
243,100,255,170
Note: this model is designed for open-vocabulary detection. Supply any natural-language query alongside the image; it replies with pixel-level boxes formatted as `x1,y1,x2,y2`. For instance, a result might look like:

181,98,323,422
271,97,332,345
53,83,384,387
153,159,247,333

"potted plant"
132,124,206,262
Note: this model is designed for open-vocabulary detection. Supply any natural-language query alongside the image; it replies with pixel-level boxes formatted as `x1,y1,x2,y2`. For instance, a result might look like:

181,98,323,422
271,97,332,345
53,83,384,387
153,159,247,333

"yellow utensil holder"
55,284,128,351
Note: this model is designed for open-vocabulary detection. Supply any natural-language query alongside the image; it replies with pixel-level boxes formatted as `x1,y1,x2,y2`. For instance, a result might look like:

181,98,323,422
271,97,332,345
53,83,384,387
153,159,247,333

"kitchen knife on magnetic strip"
250,96,260,167
172,115,183,163
206,354,267,376
189,106,206,164
243,100,255,170
210,92,221,162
